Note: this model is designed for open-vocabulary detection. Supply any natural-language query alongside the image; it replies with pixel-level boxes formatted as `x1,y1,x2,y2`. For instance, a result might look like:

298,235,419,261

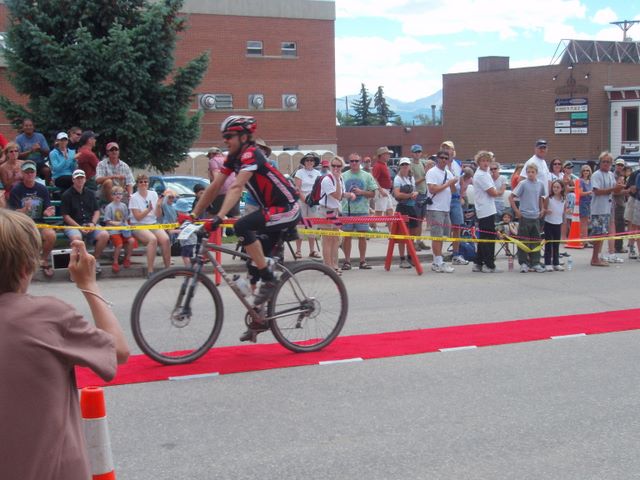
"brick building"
336,125,444,159
442,42,640,163
0,0,337,154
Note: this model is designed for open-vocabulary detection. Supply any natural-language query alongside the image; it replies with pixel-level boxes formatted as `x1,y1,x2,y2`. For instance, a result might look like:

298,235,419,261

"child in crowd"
160,188,180,245
104,185,135,273
180,185,207,266
496,209,518,257
543,180,566,271
509,164,545,273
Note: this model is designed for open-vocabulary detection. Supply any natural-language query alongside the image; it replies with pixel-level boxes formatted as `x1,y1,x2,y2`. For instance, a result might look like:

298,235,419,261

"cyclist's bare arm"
192,171,228,218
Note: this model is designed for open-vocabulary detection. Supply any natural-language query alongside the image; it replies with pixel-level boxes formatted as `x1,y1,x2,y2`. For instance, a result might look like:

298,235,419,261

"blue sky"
334,0,640,102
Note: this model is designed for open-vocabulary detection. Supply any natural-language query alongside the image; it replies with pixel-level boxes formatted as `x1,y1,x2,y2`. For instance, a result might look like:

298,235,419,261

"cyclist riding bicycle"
192,115,301,341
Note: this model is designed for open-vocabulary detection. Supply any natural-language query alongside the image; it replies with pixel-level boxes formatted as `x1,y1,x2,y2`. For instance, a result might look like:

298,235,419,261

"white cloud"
594,26,626,41
445,59,477,74
335,35,443,101
591,8,617,25
336,0,587,44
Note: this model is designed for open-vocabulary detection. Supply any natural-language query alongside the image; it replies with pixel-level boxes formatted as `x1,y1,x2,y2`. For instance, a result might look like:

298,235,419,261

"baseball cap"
535,139,548,148
106,142,119,151
562,161,574,169
441,140,455,149
207,147,222,156
21,160,37,171
615,158,626,166
72,169,86,179
399,157,411,166
411,144,423,153
56,132,69,141
376,146,392,156
320,159,330,167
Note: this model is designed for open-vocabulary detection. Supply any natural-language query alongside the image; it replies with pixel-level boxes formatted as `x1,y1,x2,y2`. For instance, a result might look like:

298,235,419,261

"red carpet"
77,308,640,388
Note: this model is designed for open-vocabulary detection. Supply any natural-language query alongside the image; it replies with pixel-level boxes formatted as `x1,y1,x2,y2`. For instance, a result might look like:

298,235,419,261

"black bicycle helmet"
220,115,257,135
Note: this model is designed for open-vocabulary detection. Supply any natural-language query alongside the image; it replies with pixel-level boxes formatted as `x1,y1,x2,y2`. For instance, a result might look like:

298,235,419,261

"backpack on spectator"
305,174,334,207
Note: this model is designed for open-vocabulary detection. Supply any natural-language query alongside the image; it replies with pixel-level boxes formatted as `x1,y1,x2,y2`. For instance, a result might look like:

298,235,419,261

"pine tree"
0,0,209,171
373,86,396,125
350,83,374,126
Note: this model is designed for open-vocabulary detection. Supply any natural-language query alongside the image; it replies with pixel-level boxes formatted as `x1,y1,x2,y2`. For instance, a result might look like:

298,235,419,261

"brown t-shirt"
0,293,116,480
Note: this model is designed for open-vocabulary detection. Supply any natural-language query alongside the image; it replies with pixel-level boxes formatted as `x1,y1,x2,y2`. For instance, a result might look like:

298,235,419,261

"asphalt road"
29,246,640,479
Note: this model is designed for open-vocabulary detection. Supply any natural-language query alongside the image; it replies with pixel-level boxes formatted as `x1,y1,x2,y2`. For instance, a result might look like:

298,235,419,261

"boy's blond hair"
0,210,41,293
526,163,538,173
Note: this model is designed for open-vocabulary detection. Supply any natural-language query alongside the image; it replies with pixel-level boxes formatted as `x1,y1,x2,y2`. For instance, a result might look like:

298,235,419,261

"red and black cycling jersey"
221,144,298,208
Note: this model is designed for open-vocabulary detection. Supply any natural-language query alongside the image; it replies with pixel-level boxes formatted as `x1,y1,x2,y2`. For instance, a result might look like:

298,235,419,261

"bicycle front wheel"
130,267,224,365
268,262,348,353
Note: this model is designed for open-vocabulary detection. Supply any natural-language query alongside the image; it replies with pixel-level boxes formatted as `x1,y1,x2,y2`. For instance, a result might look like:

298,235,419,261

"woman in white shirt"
319,156,355,274
129,174,171,277
293,153,321,259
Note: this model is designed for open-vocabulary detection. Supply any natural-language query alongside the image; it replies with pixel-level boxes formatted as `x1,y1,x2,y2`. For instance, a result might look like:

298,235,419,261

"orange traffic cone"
566,180,584,249
80,387,116,480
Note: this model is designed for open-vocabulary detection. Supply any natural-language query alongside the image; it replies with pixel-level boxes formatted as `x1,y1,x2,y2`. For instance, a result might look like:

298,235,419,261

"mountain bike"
130,221,348,365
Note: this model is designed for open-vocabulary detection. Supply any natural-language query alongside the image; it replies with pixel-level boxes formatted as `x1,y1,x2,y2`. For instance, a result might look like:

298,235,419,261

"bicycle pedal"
239,328,259,343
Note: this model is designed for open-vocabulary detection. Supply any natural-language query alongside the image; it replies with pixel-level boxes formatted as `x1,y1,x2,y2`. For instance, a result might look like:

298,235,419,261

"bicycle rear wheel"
130,267,224,365
267,262,348,352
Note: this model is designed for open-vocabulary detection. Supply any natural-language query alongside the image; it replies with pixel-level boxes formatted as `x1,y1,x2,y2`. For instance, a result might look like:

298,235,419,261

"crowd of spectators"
1,118,638,280
0,121,169,277
294,138,639,274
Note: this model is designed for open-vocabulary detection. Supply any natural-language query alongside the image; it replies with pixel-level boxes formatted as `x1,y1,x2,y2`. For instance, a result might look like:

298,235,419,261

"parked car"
148,175,210,213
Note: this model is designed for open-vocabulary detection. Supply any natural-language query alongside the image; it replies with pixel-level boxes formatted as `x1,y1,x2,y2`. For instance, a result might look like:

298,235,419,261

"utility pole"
610,20,640,41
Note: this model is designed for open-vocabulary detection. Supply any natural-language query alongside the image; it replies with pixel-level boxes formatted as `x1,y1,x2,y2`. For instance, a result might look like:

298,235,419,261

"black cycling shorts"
234,202,301,246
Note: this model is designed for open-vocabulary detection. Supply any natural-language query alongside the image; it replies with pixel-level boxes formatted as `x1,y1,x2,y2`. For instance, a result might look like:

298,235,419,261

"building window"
281,42,297,57
623,107,639,142
246,41,263,56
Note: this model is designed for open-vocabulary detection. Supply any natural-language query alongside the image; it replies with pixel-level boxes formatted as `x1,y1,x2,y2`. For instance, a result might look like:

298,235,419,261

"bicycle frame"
181,233,311,324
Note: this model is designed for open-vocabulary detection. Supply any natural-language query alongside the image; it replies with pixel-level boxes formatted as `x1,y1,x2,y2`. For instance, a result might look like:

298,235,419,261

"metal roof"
551,39,640,65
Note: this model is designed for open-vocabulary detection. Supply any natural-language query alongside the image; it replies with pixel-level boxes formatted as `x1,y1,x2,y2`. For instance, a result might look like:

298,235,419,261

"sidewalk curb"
33,252,436,282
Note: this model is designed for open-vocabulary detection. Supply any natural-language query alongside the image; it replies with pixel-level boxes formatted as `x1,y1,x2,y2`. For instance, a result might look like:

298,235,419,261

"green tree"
373,86,396,125
349,83,374,126
0,0,209,171
413,114,431,125
336,110,356,126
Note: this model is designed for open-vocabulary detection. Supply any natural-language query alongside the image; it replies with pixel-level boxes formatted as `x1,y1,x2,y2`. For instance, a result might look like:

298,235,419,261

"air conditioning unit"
248,94,265,110
282,94,298,110
198,93,233,110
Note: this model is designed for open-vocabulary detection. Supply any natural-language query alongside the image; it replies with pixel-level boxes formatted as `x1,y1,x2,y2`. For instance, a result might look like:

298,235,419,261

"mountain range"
336,90,443,124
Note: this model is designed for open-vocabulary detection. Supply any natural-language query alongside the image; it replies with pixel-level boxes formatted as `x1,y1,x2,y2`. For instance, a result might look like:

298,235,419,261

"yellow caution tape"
298,228,640,249
36,223,181,231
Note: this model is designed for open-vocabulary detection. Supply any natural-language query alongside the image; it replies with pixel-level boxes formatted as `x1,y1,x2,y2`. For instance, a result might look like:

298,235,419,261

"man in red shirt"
372,146,394,229
75,131,100,190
